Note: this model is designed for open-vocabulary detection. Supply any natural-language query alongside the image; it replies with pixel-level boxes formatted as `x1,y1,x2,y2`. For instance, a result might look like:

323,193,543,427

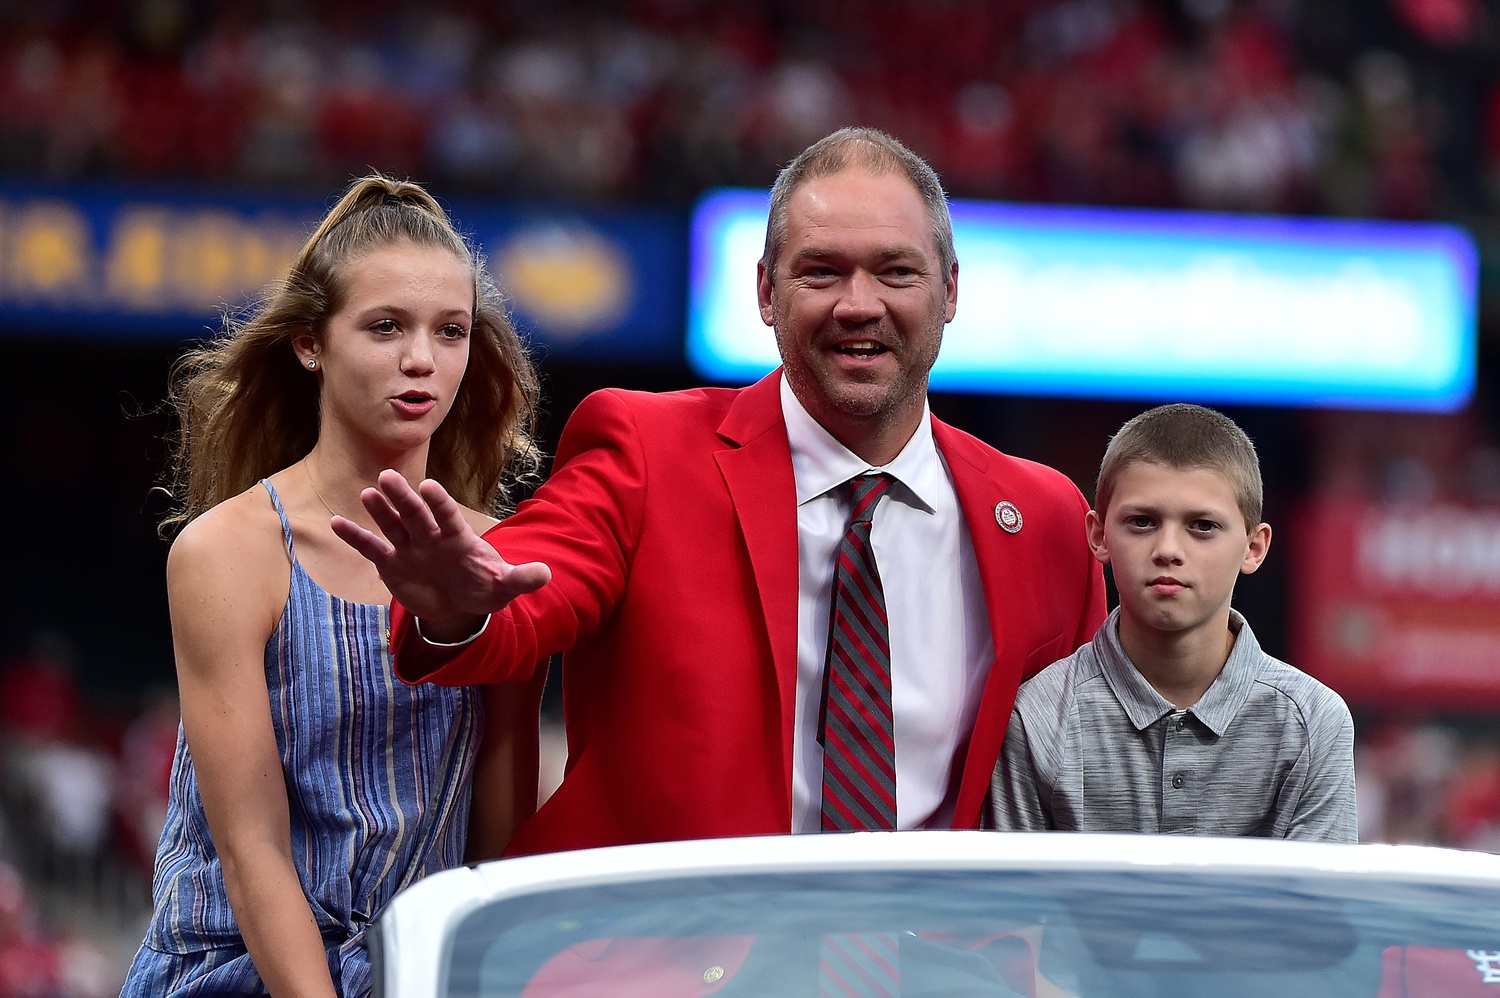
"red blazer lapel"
712,371,801,800
934,419,1072,827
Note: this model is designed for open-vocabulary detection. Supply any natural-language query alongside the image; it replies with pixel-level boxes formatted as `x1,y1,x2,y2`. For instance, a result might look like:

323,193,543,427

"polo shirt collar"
1094,607,1263,736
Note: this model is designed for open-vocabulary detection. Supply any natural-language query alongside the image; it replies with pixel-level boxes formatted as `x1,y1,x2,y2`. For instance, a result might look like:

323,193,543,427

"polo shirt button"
1172,773,1185,789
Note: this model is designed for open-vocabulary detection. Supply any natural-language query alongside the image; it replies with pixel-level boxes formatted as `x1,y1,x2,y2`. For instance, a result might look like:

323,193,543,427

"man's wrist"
412,613,491,647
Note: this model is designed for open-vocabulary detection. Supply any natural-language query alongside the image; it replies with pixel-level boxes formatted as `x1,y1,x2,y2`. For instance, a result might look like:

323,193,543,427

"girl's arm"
168,505,339,997
464,658,549,861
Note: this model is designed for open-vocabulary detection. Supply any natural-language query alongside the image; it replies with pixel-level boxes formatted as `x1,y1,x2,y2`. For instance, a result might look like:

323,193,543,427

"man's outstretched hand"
331,470,550,641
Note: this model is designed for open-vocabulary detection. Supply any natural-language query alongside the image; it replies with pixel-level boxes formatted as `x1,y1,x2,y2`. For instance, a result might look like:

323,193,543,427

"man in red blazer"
337,126,1106,857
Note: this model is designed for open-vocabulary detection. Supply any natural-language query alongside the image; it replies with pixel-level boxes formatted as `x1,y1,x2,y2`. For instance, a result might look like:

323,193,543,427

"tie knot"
846,474,891,525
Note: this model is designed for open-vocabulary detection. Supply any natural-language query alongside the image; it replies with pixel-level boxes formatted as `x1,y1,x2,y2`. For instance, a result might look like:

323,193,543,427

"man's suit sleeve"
391,389,648,686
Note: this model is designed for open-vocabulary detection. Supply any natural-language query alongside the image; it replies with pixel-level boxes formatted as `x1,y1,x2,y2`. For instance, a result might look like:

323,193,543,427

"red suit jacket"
393,371,1106,856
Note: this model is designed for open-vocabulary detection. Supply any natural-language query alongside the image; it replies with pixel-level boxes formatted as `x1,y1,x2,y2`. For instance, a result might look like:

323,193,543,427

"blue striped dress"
121,481,481,997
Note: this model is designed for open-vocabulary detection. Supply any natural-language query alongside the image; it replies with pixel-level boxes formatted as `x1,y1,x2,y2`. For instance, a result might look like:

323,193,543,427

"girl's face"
299,240,474,459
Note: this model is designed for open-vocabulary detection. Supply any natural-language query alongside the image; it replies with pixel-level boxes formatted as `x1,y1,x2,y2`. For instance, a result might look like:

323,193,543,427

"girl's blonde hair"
160,174,540,535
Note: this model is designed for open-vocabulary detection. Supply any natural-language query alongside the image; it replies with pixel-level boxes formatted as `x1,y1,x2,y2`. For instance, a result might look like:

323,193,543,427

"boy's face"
1088,461,1271,642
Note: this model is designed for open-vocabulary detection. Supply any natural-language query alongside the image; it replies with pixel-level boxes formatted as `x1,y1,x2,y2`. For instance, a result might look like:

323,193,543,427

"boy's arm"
988,707,1054,831
1285,697,1358,843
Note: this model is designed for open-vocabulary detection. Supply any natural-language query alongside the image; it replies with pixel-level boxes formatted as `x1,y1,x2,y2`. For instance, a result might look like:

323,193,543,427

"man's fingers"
331,516,395,564
500,561,552,598
360,486,409,546
377,469,441,538
417,478,470,538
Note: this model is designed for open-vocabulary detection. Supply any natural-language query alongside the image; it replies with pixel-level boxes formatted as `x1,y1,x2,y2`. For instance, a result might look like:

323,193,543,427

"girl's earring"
307,359,318,370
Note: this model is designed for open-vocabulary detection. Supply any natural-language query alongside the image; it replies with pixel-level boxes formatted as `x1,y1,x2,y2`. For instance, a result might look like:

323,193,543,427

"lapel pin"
995,501,1023,533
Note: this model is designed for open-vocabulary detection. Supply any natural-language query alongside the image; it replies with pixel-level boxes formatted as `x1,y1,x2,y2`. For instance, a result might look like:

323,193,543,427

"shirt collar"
1183,610,1263,736
780,375,940,513
1094,607,1263,736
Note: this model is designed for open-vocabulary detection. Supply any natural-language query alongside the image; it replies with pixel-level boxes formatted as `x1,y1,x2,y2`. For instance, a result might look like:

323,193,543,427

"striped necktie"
820,473,896,832
818,929,900,998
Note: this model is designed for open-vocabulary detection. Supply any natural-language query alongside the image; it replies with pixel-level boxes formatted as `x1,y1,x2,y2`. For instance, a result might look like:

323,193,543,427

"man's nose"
833,270,886,323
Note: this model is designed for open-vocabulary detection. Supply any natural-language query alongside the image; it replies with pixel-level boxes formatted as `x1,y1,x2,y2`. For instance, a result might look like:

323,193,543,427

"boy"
989,404,1357,840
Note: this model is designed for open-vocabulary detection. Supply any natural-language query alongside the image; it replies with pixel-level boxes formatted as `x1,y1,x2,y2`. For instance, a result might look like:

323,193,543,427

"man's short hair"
1095,403,1264,531
760,126,956,283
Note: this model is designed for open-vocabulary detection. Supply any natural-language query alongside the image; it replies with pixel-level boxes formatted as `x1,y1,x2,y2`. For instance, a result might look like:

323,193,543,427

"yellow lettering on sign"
10,201,91,299
102,207,306,314
239,217,302,299
105,207,170,309
171,211,243,309
494,226,629,337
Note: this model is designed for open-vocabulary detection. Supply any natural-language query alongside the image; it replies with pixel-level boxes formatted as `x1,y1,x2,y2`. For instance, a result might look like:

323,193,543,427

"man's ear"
1086,509,1110,565
1240,522,1272,575
943,260,958,323
756,261,775,327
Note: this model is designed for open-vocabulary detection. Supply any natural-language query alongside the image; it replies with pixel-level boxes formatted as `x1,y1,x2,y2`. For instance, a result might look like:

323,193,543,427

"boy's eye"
1126,515,1153,529
1191,520,1220,533
372,318,398,333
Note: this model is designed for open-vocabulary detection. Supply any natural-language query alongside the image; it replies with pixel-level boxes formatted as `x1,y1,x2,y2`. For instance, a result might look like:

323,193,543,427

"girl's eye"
438,324,470,340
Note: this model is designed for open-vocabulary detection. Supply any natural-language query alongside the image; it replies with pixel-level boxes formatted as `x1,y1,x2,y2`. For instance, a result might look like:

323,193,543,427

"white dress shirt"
782,378,994,832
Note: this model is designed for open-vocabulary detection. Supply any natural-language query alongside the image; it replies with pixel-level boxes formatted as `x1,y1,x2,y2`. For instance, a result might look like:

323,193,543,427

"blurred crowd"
0,634,173,996
1,0,1498,216
1357,718,1500,850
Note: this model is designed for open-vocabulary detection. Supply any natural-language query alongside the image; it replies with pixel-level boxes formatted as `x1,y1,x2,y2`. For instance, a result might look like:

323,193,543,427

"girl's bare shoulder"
459,505,500,537
167,481,288,585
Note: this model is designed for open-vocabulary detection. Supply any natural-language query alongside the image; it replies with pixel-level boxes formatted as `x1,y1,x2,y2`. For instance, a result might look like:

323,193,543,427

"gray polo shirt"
988,607,1357,842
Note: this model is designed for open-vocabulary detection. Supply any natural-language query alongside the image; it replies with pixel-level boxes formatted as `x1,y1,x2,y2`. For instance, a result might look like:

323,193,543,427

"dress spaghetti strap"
260,479,296,559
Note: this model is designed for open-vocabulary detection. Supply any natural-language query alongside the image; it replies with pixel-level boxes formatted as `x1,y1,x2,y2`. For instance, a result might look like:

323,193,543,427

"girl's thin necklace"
305,461,341,520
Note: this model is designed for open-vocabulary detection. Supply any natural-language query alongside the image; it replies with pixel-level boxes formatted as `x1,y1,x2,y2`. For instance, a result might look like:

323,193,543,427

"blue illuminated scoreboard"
688,190,1478,412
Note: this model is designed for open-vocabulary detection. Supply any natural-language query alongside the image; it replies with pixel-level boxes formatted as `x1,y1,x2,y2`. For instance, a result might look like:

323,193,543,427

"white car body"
371,831,1500,997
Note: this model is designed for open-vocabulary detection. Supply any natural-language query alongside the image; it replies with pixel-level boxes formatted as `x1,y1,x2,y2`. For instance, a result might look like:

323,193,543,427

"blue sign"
0,183,685,361
688,190,1479,411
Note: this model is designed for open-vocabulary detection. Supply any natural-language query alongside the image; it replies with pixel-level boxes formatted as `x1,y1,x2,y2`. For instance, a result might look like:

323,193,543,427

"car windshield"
435,866,1500,997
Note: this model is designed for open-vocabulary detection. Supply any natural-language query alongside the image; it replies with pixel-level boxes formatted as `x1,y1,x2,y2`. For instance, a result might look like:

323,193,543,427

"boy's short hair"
1095,403,1263,531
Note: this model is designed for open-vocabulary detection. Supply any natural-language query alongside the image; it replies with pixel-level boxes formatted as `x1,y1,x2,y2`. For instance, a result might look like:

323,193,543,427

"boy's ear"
1086,509,1110,565
1240,522,1272,575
